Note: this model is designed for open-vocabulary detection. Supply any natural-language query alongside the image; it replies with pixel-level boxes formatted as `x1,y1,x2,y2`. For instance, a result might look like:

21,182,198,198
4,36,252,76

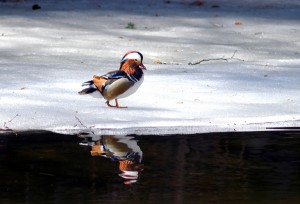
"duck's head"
120,51,146,70
120,59,146,72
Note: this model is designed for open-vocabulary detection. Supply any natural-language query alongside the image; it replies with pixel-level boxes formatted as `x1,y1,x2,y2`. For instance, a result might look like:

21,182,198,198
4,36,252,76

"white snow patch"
0,0,300,135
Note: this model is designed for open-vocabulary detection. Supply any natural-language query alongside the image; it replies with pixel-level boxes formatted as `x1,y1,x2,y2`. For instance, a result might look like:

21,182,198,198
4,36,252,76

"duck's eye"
135,59,138,61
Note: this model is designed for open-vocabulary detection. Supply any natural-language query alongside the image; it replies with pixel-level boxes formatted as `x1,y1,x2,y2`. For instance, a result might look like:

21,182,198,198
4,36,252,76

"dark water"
0,131,300,204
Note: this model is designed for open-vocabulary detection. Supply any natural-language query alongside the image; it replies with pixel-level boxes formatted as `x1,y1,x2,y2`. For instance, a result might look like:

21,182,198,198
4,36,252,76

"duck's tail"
78,80,98,95
81,80,94,86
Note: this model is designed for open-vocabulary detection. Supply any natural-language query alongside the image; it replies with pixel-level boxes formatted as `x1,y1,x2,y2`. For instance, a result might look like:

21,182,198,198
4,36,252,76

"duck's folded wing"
93,71,128,92
101,71,127,79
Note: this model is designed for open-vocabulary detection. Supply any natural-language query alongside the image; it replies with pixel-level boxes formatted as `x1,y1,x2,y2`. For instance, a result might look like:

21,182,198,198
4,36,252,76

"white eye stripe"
121,52,142,62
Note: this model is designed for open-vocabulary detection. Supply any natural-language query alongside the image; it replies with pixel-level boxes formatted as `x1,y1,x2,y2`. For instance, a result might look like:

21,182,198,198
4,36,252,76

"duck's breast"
117,74,144,99
103,78,134,101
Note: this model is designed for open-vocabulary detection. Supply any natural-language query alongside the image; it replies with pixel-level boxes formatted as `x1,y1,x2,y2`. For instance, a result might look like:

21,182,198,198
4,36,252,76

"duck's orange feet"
106,99,127,108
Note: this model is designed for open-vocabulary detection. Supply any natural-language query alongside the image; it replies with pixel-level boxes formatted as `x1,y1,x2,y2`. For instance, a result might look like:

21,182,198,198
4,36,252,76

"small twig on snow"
3,114,20,129
75,116,95,135
188,50,244,65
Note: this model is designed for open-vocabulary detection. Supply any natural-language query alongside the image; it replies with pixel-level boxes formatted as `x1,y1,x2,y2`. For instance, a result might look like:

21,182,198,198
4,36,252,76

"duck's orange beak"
139,63,146,70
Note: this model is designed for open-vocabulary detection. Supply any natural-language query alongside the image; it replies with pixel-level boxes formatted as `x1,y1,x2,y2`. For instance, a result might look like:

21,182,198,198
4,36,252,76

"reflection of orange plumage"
119,160,134,171
119,160,144,172
85,135,144,185
90,141,105,156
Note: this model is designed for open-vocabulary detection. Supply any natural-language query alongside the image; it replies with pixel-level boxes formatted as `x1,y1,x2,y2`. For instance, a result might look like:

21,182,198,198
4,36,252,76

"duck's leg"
106,99,127,108
106,100,116,108
115,99,127,108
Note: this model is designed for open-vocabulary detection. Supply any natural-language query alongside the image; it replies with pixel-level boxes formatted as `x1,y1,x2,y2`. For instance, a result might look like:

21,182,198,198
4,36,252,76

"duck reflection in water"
81,135,143,185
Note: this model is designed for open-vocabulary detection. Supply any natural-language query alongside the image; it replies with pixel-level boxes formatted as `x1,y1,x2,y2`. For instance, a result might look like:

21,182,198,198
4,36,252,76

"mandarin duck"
79,51,146,108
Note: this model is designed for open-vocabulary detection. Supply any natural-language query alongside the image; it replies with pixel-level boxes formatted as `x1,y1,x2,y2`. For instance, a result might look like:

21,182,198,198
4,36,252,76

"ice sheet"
1,0,300,135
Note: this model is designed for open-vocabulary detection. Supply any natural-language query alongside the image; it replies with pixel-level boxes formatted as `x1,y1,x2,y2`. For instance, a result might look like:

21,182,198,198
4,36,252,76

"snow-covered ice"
0,0,300,135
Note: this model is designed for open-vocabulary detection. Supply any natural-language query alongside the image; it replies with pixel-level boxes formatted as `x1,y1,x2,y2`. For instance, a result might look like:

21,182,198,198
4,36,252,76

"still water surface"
0,131,300,204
